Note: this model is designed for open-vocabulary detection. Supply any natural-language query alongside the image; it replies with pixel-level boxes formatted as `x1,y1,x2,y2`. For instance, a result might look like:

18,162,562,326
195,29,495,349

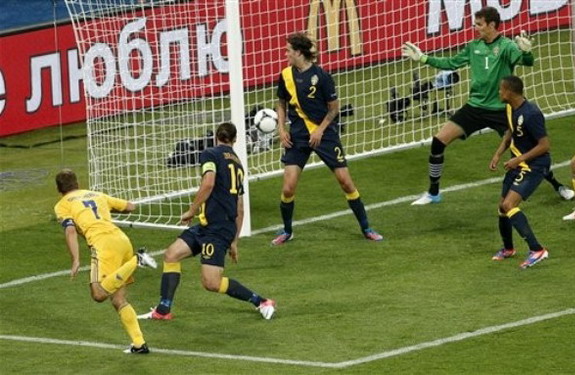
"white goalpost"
64,0,575,234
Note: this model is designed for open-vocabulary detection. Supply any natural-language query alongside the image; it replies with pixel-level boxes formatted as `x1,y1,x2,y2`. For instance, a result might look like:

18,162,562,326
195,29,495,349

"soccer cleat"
519,249,549,269
124,343,150,354
257,299,276,320
558,186,575,200
136,247,158,269
563,210,575,221
137,307,173,320
271,231,293,246
363,228,384,241
411,192,442,205
492,248,517,261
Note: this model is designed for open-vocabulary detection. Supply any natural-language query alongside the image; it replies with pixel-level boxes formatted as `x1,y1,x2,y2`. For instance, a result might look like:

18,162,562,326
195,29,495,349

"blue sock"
280,200,294,234
499,214,514,249
226,279,263,307
509,210,542,251
347,197,369,231
157,272,180,314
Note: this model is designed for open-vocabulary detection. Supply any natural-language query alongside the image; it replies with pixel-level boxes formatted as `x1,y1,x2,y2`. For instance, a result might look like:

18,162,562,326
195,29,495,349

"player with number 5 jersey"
139,122,276,321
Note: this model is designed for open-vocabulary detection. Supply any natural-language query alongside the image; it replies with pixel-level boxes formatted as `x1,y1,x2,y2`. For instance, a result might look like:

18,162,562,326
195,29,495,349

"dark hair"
502,75,524,95
287,32,317,62
216,122,237,144
475,6,501,28
56,169,79,194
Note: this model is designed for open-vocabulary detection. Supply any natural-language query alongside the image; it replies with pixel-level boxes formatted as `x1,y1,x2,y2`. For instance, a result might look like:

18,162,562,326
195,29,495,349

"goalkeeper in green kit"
402,6,574,205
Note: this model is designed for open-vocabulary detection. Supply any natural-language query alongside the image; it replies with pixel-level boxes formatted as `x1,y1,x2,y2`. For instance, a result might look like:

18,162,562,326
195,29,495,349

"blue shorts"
502,167,547,200
178,225,231,267
281,139,347,170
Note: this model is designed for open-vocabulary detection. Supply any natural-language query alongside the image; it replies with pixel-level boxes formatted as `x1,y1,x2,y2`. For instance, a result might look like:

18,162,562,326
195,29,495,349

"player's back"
54,189,127,245
198,145,243,240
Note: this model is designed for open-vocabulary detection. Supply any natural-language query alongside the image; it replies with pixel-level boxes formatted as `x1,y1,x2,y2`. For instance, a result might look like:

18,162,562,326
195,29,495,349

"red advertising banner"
0,0,571,136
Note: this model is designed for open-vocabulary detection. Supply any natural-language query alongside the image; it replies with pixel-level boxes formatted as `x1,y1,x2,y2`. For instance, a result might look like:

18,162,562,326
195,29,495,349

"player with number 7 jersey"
54,169,156,354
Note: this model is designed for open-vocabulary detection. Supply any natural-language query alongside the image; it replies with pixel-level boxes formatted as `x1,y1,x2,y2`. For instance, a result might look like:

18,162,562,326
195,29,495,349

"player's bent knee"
90,284,109,302
501,202,516,214
91,292,108,303
435,122,463,145
201,280,220,292
339,180,356,193
163,240,190,263
282,186,296,198
164,251,179,263
201,274,221,292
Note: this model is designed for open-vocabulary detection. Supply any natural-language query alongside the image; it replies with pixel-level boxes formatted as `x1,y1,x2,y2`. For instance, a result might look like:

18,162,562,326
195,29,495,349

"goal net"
65,0,575,231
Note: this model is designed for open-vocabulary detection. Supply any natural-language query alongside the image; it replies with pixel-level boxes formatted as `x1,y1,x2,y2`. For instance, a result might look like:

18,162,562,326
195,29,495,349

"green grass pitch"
1,113,574,374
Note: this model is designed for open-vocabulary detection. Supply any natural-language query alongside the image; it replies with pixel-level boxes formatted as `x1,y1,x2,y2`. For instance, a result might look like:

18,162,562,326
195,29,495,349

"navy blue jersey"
506,100,550,170
277,65,339,145
197,145,244,240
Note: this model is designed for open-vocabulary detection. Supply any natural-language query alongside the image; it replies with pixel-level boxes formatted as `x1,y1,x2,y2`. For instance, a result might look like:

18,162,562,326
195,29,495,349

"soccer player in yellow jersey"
54,169,157,354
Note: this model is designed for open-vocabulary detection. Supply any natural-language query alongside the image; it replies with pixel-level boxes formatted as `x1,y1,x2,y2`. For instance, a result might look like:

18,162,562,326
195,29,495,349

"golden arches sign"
307,0,363,56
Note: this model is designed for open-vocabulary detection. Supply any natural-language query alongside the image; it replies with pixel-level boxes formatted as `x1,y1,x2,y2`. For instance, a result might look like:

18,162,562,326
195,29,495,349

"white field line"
0,160,570,290
0,335,338,368
0,161,572,367
251,160,571,236
1,307,574,368
334,308,575,368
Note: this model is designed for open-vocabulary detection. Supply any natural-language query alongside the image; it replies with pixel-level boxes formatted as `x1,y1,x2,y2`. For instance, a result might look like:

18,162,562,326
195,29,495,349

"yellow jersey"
54,189,128,246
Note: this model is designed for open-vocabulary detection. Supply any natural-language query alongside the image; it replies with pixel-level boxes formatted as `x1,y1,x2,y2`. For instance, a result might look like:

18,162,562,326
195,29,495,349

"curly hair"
287,32,317,62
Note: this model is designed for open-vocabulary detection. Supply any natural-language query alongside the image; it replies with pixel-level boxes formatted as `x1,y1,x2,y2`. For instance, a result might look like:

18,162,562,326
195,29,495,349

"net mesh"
65,0,575,229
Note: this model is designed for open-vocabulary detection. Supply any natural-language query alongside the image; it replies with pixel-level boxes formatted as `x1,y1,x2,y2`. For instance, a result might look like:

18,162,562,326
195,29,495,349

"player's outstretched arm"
515,30,533,53
401,42,426,62
513,30,535,67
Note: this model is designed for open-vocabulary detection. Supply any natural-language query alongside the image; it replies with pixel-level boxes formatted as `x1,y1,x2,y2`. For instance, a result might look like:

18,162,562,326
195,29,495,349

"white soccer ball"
254,108,278,134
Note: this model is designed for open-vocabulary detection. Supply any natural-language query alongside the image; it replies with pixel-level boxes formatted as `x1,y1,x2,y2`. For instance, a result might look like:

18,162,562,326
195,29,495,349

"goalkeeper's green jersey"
425,35,534,110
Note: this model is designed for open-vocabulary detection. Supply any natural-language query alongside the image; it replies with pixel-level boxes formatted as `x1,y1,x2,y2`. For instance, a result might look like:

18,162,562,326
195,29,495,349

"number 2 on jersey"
82,200,100,219
227,163,244,194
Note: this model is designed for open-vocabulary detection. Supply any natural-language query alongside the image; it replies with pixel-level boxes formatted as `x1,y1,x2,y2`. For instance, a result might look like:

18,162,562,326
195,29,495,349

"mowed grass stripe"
1,159,570,289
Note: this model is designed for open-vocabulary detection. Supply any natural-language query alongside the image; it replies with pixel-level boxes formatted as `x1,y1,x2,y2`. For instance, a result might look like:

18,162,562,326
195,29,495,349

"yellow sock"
100,256,137,294
218,277,229,294
118,304,145,347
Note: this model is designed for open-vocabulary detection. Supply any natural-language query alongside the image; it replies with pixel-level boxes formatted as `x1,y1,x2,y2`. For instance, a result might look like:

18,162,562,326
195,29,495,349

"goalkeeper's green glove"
402,42,427,63
515,30,533,53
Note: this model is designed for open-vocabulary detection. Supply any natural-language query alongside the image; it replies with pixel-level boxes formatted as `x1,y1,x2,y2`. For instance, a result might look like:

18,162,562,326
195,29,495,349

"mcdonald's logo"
307,0,363,56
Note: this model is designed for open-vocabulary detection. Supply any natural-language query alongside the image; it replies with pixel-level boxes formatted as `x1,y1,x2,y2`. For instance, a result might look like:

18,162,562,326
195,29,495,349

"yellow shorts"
89,231,135,285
